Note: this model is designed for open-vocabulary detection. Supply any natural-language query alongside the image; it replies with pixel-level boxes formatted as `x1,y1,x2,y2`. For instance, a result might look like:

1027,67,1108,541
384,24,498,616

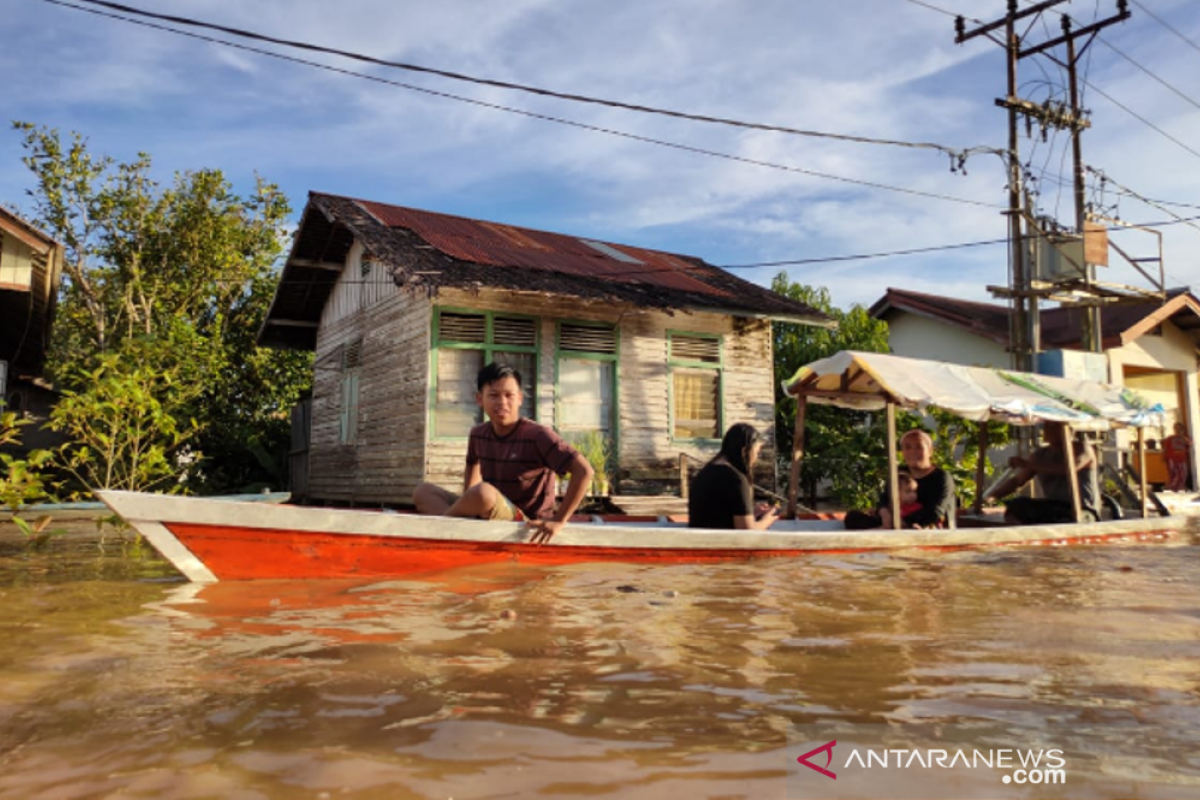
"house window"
557,322,618,439
339,339,362,445
669,332,722,441
432,309,538,437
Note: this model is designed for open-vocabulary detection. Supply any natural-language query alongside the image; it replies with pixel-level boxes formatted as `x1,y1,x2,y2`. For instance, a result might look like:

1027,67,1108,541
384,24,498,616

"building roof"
870,287,1200,350
0,206,60,255
261,192,833,349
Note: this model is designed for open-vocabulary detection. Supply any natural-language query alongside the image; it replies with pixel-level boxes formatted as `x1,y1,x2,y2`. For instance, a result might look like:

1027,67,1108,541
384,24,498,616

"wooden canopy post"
1137,426,1149,518
1061,423,1082,523
972,421,990,515
787,396,807,519
679,453,689,500
886,402,901,530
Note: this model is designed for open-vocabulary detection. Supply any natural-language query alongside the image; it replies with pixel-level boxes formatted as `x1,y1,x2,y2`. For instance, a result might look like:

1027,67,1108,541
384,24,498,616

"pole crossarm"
955,0,1070,43
1020,6,1131,59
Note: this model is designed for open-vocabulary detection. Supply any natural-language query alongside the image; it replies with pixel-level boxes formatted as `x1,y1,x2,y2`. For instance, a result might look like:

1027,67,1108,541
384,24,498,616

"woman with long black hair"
688,423,780,530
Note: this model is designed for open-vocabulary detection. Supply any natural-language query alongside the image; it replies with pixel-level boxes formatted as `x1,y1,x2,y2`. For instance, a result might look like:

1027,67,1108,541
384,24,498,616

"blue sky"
2,0,1198,311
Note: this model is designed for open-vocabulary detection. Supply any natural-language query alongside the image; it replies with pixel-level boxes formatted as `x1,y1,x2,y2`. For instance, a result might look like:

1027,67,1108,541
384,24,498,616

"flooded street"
2,524,1200,799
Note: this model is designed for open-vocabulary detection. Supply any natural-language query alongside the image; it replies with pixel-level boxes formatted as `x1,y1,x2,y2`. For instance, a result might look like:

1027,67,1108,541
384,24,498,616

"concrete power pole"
1023,3,1132,352
956,0,1131,363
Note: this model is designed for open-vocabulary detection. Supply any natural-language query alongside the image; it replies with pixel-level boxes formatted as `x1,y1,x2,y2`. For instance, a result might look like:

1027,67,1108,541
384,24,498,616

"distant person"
989,421,1099,524
1163,422,1192,492
688,423,780,530
844,429,956,530
412,362,593,544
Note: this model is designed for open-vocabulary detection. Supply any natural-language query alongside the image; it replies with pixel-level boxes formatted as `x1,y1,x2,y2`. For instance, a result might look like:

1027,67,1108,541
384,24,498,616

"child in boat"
411,362,593,544
897,473,923,520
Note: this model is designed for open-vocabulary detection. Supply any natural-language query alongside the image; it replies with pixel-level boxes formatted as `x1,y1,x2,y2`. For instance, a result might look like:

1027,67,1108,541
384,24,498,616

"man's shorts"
1006,496,1097,524
489,493,526,522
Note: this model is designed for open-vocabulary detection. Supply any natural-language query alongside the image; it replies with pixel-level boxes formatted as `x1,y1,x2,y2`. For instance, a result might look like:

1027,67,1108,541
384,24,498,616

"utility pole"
956,0,1131,363
1024,3,1132,351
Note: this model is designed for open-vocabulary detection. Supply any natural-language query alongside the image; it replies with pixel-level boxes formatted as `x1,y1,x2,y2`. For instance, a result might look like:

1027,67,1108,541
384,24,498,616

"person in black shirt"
688,423,780,530
844,428,955,530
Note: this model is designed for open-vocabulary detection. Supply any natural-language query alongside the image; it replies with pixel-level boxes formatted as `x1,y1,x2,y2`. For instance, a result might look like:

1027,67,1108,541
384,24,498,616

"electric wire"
1129,0,1200,57
721,238,1008,269
35,0,1198,280
53,0,992,162
1097,37,1200,113
1088,166,1200,236
1081,79,1200,161
899,0,966,20
36,0,1002,209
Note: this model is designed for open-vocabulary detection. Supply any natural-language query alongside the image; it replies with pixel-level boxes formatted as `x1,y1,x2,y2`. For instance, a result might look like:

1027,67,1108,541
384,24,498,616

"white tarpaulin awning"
782,351,1163,431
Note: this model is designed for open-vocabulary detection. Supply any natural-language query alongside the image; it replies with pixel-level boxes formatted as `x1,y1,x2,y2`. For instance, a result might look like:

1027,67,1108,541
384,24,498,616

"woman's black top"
882,467,955,528
688,461,753,529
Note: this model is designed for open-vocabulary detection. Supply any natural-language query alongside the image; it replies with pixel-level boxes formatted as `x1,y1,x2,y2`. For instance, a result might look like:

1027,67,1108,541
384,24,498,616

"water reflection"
1,536,1199,798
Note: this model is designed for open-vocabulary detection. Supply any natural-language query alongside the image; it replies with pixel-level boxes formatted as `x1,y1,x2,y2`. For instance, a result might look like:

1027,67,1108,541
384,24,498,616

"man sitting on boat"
988,421,1100,524
412,362,593,544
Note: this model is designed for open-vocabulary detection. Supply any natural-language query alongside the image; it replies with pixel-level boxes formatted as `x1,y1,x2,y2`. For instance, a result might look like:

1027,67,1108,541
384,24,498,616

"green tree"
49,338,203,492
14,122,312,494
922,407,1011,510
771,274,890,509
0,409,55,536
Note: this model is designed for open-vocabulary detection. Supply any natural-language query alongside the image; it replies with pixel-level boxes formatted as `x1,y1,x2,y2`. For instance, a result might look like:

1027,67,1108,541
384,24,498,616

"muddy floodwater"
2,521,1200,799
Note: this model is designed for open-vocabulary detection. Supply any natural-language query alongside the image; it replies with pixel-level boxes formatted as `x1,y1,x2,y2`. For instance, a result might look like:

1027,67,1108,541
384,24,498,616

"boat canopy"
782,350,1163,431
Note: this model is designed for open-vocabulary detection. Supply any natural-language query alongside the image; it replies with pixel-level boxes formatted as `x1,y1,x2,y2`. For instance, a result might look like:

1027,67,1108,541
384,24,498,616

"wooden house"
871,287,1200,485
260,192,832,506
0,208,64,454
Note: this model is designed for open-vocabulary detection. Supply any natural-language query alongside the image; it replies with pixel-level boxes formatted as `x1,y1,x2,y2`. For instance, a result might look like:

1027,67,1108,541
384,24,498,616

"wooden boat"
96,493,1190,583
97,351,1194,582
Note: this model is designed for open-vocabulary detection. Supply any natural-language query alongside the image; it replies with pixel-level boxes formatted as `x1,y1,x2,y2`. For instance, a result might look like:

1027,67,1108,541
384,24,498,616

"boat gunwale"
100,490,1190,557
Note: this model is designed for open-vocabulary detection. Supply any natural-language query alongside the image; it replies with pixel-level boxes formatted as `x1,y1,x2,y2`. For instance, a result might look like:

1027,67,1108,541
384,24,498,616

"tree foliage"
15,122,312,494
922,408,1011,509
49,337,203,492
771,274,891,510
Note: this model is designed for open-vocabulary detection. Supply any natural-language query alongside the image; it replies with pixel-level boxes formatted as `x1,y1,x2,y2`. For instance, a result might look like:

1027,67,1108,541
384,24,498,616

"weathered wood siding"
619,309,777,489
422,288,778,493
308,242,431,504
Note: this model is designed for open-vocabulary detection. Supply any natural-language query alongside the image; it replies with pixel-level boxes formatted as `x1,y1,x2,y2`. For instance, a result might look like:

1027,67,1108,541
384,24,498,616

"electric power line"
37,0,1002,209
722,208,1200,270
722,238,1008,269
1097,36,1200,113
1088,166,1200,236
56,0,993,163
1129,0,1200,56
1081,78,1200,161
900,0,971,20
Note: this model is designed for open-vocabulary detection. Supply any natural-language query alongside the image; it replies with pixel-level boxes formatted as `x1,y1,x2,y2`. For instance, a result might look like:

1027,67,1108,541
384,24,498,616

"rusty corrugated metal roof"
357,199,731,298
258,192,834,350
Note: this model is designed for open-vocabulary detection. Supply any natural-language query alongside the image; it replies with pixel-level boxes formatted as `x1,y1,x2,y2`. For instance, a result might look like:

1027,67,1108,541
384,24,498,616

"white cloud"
2,0,1198,313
